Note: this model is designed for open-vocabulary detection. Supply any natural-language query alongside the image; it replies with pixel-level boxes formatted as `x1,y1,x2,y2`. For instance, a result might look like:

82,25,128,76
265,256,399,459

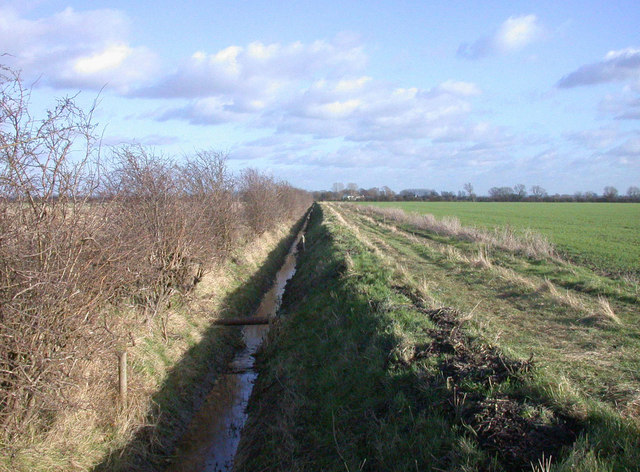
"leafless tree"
530,185,547,200
514,184,527,200
603,186,618,201
239,168,280,234
0,64,107,437
380,186,395,200
488,186,514,201
463,182,475,201
181,150,239,261
346,182,358,196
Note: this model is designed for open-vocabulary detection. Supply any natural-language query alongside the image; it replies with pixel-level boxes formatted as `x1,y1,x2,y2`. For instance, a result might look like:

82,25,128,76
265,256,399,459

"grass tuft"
596,296,620,324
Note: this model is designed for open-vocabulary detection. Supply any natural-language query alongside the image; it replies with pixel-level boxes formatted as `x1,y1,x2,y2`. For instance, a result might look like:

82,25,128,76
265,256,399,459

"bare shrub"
0,63,313,455
239,168,280,235
0,65,108,438
239,169,313,235
276,181,313,221
104,145,195,307
181,150,240,261
103,147,248,307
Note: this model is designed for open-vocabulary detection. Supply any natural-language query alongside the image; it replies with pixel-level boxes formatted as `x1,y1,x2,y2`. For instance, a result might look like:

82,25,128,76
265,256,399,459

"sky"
1,0,639,195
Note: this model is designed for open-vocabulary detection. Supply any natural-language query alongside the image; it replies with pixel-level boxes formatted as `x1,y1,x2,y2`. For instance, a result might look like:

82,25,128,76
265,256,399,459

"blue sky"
1,0,639,194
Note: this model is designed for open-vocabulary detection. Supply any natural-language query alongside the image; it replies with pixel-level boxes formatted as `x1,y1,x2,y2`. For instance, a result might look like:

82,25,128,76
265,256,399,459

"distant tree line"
315,182,640,203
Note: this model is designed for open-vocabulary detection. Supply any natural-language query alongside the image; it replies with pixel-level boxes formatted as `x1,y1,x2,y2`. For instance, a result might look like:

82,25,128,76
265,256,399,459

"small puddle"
166,220,307,472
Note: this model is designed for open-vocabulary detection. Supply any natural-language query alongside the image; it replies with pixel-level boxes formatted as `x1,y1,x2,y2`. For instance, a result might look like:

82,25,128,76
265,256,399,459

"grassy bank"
235,203,639,471
361,201,640,275
2,214,309,472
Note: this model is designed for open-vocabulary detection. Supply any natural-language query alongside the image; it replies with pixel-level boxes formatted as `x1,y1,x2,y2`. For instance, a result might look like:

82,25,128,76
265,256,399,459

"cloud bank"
1,4,635,192
558,48,640,88
599,93,640,120
137,37,366,100
153,63,487,146
0,6,157,91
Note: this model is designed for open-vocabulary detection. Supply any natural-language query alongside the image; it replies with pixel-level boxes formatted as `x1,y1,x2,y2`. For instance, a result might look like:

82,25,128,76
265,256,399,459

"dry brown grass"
472,247,493,269
536,279,585,311
356,204,557,260
492,265,537,290
596,296,621,324
414,280,442,310
533,279,622,327
342,204,626,331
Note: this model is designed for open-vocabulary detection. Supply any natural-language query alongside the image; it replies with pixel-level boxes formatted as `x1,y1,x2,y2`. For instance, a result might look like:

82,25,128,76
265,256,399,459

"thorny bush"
0,65,312,445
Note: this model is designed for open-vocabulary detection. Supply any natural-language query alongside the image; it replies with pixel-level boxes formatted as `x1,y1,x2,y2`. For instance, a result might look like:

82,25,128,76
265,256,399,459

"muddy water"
167,223,306,472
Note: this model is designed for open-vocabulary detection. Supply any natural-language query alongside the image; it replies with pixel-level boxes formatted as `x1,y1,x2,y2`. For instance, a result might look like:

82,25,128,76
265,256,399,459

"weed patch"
413,307,577,471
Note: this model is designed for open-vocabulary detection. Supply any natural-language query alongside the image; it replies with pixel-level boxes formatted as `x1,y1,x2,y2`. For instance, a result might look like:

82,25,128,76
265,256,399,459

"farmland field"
360,201,640,275
237,202,640,471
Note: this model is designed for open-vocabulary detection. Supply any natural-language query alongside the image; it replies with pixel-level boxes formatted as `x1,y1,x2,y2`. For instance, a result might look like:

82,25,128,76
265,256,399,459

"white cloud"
74,43,132,75
143,35,486,146
310,99,362,119
0,6,158,91
458,14,544,59
434,80,482,97
334,76,372,92
495,15,542,52
101,133,181,147
557,48,640,88
136,38,367,99
565,127,633,151
272,79,483,142
0,7,490,154
562,128,640,171
156,70,486,146
233,128,521,177
156,97,243,125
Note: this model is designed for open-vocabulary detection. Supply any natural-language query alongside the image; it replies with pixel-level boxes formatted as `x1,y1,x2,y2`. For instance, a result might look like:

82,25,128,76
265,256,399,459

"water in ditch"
166,223,306,472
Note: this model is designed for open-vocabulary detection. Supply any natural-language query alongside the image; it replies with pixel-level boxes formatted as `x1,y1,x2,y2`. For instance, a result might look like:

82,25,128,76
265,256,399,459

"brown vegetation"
355,204,557,259
0,65,312,455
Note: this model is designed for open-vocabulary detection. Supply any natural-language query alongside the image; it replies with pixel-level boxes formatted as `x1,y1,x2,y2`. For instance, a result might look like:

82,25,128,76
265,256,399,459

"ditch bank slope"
234,203,585,472
89,213,310,472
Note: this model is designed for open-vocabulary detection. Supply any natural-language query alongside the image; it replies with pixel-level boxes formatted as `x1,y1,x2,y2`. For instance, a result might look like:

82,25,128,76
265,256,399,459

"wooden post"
118,349,127,408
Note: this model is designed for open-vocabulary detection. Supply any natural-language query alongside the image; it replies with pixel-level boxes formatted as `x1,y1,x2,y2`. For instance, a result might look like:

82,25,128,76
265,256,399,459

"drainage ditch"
166,220,308,472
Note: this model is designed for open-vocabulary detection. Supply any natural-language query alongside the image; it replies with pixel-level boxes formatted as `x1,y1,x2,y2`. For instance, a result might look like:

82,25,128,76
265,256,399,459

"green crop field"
360,202,640,275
